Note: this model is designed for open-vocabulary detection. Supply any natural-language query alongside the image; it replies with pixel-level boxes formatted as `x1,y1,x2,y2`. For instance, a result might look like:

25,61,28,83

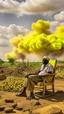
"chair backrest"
49,59,57,73
47,59,57,82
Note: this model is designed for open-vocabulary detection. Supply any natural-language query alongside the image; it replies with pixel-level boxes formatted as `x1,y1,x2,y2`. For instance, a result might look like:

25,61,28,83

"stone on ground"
11,103,17,108
5,107,14,113
5,99,14,103
49,107,63,114
0,106,5,111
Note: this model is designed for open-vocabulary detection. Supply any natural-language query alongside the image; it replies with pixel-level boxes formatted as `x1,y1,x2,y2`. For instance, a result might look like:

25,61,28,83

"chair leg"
52,83,54,93
43,84,46,96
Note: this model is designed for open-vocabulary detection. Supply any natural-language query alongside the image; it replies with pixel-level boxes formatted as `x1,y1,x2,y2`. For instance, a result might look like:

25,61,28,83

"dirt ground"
0,79,64,114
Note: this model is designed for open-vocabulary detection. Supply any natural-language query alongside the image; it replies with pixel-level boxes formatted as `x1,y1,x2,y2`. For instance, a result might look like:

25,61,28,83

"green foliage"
1,62,11,67
0,60,64,67
14,62,22,67
0,59,4,65
57,60,64,63
7,58,15,65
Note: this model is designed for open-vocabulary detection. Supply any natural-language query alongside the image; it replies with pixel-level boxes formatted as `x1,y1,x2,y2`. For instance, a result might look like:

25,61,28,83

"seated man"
16,56,54,100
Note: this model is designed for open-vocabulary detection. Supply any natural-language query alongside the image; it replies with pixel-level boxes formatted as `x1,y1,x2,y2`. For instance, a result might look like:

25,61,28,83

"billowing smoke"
5,20,64,60
5,35,25,61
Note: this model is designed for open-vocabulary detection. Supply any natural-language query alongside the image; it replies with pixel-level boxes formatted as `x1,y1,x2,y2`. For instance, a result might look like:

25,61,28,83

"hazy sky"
0,0,64,61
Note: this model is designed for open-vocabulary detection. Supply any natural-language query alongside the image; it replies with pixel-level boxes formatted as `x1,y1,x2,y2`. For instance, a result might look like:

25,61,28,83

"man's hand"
25,73,32,78
48,71,52,73
33,70,40,75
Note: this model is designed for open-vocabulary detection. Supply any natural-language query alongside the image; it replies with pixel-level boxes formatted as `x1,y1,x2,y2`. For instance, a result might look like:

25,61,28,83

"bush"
0,77,25,92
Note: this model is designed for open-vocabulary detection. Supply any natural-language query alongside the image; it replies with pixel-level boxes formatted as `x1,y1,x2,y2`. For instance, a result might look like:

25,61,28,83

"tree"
8,58,15,65
0,59,4,66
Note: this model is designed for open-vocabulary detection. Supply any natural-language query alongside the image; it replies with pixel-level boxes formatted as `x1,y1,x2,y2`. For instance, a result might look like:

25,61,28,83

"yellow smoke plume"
10,35,23,47
55,26,64,33
5,20,64,59
5,52,19,60
32,20,50,33
5,47,26,60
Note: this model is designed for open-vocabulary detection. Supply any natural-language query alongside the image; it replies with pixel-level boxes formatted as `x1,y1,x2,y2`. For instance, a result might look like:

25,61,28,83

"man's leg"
25,75,43,100
16,75,41,99
16,76,34,97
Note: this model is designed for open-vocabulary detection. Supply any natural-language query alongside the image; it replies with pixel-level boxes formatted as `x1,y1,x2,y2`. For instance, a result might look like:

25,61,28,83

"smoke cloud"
5,20,64,60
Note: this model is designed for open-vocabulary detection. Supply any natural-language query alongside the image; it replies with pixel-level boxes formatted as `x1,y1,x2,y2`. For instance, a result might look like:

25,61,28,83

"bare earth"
0,79,64,114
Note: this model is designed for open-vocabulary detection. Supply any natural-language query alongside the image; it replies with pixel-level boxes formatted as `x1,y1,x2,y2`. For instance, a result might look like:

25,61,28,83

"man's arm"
32,70,40,75
25,70,40,78
29,64,44,76
25,64,44,78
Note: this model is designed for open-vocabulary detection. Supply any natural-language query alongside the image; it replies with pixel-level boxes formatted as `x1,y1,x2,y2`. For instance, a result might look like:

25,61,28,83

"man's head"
42,56,50,65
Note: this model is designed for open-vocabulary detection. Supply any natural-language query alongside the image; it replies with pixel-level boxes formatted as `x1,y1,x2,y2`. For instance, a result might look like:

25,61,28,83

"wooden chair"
35,59,57,97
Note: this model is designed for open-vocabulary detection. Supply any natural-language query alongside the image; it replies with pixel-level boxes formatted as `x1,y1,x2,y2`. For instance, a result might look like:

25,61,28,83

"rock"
21,111,31,114
0,106,5,111
23,111,31,114
11,103,17,108
29,110,32,114
30,100,40,106
23,108,31,112
19,101,32,111
16,105,23,110
5,107,14,113
5,99,14,103
34,101,41,106
32,112,41,114
49,107,63,114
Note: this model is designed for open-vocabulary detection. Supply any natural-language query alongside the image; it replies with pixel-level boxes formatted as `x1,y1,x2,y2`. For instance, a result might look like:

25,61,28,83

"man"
16,56,54,100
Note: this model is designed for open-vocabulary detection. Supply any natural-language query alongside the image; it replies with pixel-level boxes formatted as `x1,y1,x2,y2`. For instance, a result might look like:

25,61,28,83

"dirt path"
0,79,64,114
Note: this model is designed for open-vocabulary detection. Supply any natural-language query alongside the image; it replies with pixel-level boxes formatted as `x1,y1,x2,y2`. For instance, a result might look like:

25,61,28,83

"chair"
35,59,57,97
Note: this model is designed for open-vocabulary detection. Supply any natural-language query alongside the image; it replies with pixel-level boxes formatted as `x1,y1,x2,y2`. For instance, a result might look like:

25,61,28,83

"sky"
0,0,64,61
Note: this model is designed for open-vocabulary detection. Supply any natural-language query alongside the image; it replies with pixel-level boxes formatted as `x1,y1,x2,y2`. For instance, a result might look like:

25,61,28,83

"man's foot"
16,89,26,97
26,94,35,100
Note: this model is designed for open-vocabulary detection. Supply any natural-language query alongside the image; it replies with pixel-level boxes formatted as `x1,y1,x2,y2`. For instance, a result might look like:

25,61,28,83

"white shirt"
38,63,54,75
